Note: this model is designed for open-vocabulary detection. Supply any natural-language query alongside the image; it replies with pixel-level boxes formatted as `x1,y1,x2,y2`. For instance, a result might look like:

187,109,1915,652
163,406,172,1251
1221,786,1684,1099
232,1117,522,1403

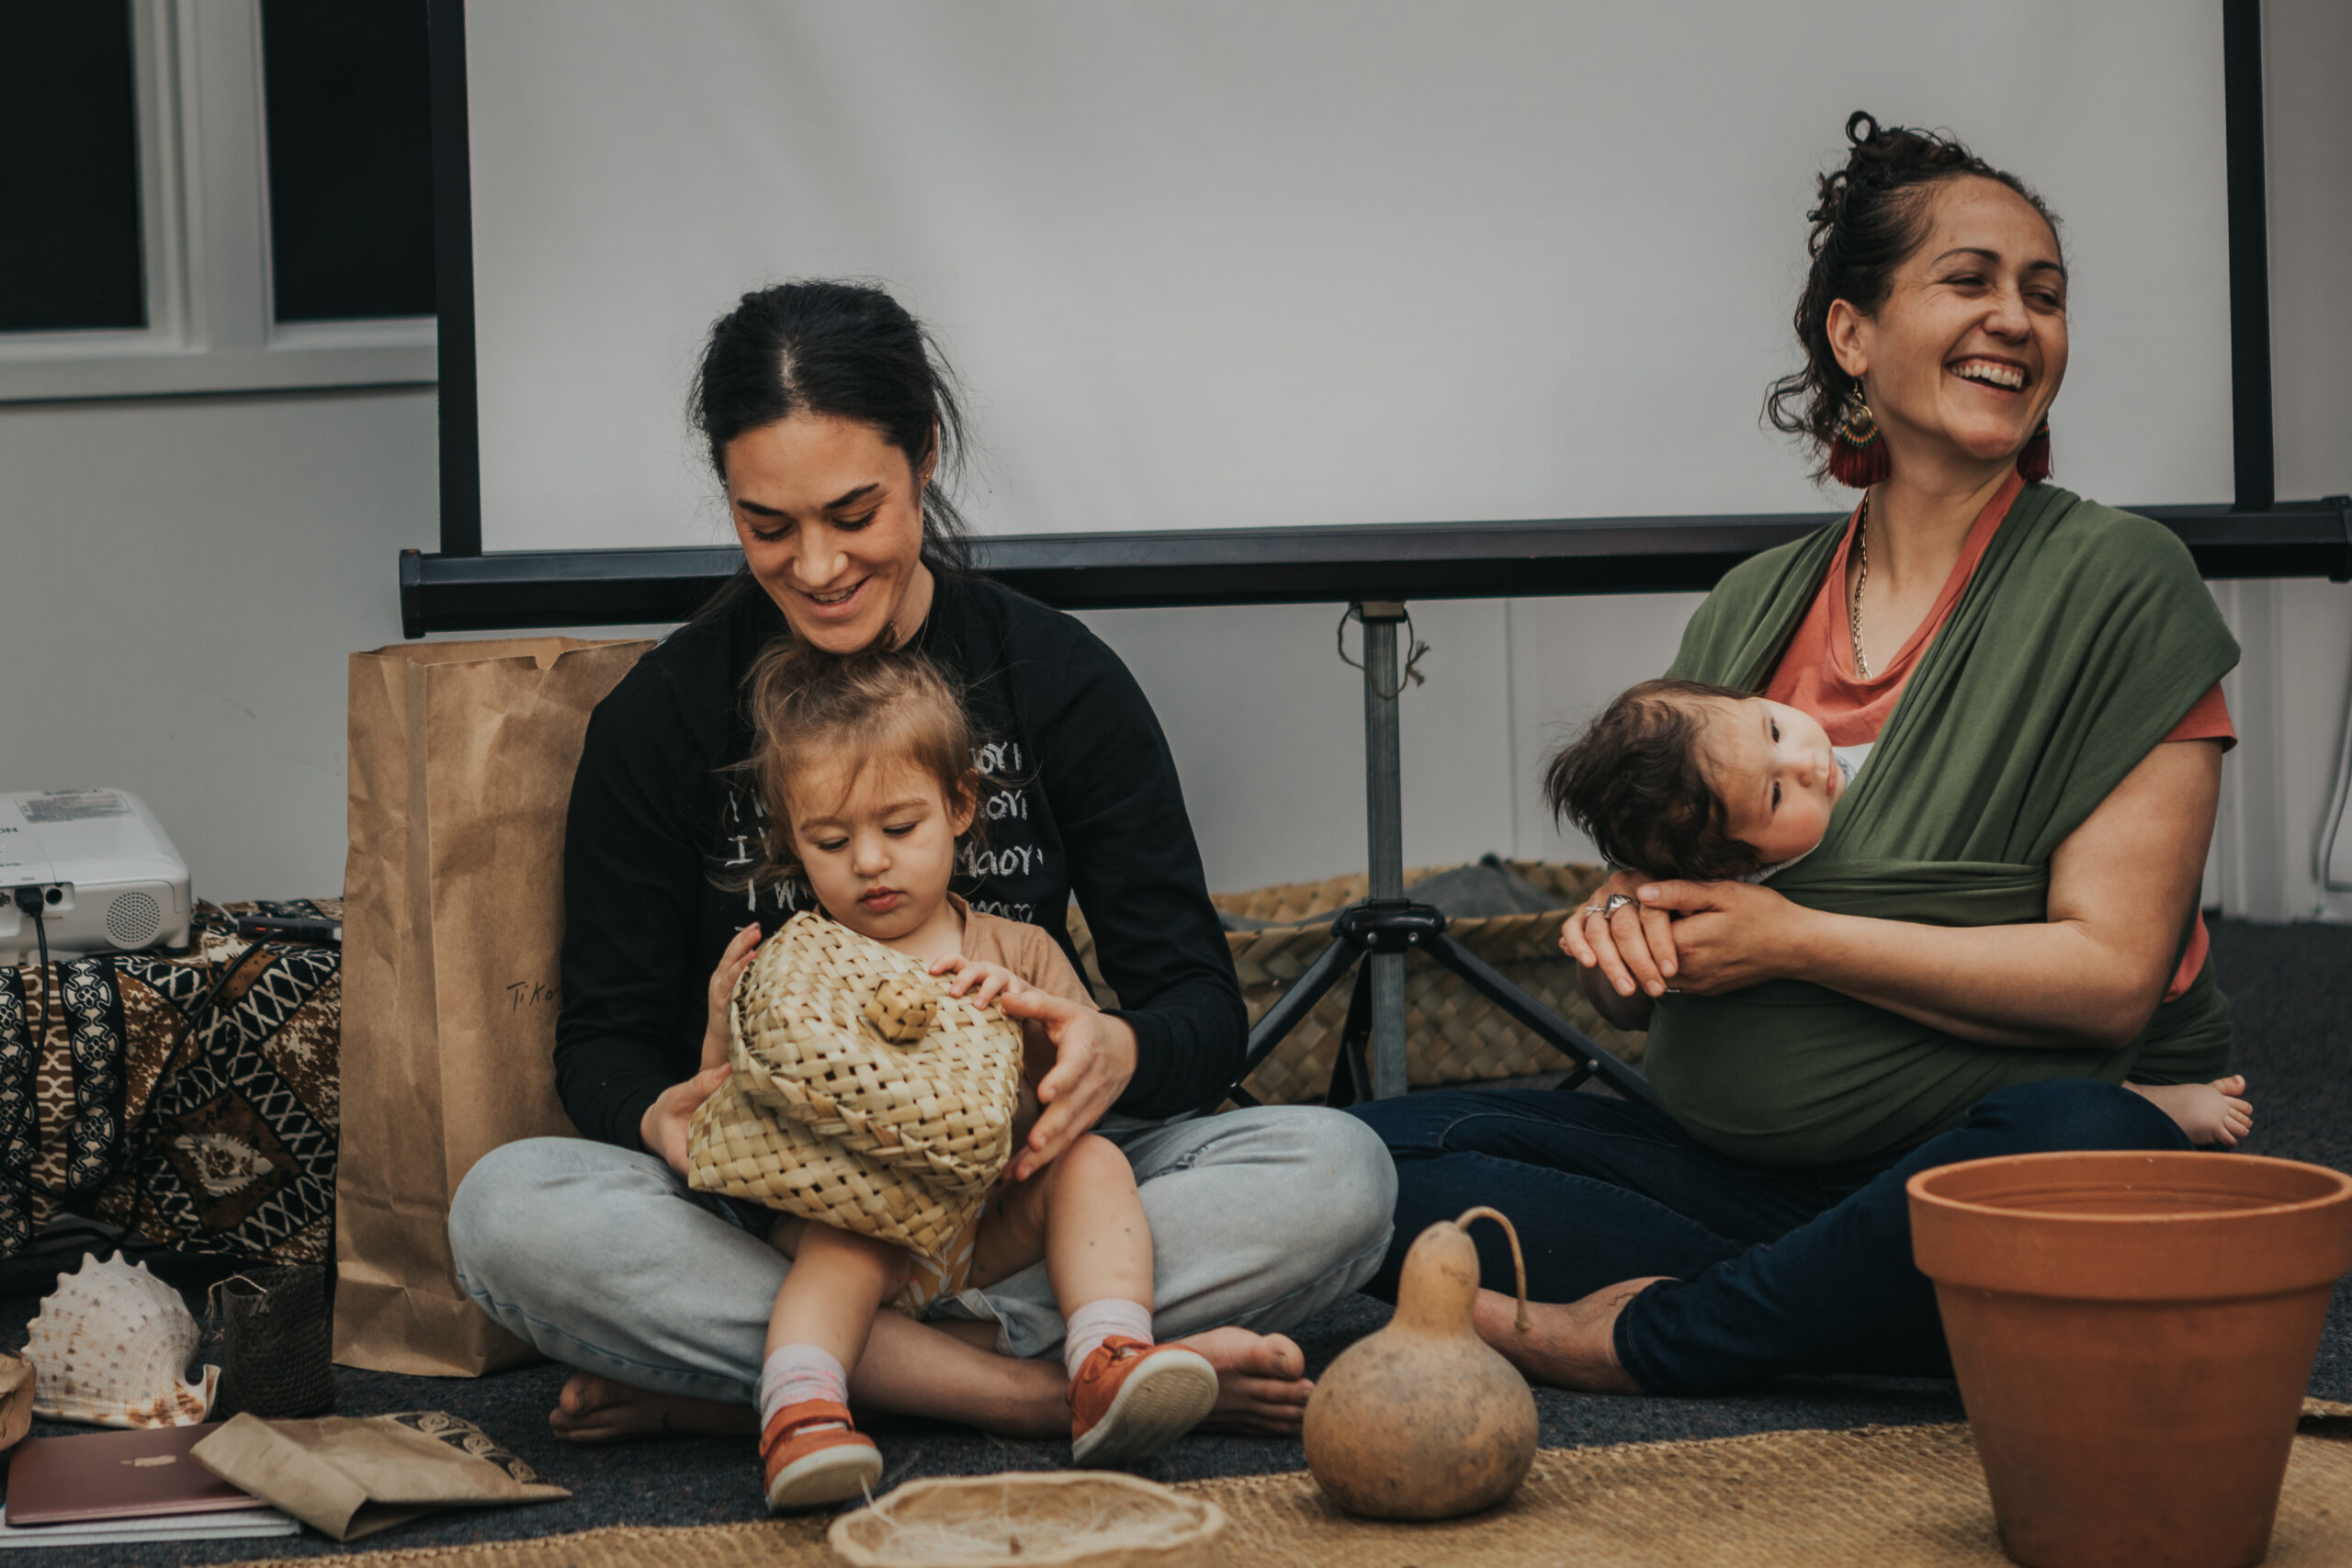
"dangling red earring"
2016,420,2052,482
1827,386,1890,488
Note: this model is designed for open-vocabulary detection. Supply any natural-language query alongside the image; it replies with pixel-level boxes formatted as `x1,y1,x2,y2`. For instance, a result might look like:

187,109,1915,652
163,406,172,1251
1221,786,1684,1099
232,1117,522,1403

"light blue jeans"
446,1106,1396,1405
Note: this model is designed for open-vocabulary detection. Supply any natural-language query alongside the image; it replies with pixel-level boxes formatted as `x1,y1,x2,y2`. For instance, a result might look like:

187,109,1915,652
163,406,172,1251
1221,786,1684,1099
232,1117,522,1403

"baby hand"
929,954,1028,1010
701,923,763,1070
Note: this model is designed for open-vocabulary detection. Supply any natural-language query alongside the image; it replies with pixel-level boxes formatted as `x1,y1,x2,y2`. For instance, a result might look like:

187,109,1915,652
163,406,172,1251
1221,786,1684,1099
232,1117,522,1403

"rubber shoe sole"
765,1439,883,1513
1070,1348,1218,1467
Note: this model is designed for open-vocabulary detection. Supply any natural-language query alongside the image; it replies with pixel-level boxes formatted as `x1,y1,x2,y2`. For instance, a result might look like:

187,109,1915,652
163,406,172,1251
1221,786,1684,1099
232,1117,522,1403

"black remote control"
232,915,342,947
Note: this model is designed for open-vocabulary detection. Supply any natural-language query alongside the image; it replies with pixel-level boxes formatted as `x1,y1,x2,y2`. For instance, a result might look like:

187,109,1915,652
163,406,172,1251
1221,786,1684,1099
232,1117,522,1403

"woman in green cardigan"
1350,113,2239,1393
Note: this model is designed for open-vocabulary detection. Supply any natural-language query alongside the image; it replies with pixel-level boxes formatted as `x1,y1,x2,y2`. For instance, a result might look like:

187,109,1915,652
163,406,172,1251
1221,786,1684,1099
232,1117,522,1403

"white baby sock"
1063,1297,1156,1382
758,1344,849,1431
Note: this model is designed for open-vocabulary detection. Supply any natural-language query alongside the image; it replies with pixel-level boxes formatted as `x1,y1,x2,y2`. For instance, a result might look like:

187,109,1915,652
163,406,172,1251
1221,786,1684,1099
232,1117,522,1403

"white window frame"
0,0,435,403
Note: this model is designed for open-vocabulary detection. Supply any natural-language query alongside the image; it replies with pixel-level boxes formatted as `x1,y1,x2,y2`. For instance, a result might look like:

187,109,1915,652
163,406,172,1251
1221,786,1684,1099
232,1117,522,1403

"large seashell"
24,1253,218,1427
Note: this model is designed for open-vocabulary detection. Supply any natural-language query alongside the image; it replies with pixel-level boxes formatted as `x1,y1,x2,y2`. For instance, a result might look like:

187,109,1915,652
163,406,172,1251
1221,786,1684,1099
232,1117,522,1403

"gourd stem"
1455,1206,1531,1336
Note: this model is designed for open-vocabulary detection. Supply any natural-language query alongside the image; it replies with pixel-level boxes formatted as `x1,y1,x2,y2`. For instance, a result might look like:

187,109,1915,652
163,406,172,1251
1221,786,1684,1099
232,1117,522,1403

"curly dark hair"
1764,112,2062,480
1541,678,1764,883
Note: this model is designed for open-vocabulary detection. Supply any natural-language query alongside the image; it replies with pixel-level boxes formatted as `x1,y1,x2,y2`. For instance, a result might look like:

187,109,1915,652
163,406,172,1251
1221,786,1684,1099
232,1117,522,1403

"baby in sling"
1545,677,2251,1148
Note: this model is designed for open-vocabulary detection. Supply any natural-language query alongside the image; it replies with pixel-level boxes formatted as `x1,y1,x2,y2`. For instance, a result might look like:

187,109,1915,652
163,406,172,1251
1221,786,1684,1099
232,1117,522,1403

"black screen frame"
404,0,2347,637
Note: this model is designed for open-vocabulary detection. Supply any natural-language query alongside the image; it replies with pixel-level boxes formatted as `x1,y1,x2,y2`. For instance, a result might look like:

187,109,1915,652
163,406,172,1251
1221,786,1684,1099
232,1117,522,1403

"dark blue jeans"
1347,1078,2190,1394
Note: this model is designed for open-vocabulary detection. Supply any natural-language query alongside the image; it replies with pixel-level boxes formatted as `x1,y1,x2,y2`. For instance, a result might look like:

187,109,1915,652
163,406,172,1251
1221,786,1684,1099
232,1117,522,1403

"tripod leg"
1420,931,1661,1107
1239,936,1361,1078
1325,973,1376,1110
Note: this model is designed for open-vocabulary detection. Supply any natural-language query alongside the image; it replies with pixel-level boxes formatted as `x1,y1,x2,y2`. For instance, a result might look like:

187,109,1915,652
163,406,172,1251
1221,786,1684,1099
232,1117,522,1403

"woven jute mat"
250,1406,2352,1568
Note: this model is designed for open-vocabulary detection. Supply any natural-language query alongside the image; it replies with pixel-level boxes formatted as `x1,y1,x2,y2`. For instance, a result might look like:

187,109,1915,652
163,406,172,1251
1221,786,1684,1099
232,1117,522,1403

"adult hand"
1559,870,1683,998
639,1063,732,1181
993,989,1137,1182
1630,880,1805,995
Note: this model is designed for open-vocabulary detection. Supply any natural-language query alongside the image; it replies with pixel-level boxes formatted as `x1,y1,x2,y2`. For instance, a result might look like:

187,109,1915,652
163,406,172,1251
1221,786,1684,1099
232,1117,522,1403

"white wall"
2220,0,2352,922
2211,580,2352,923
1073,599,1521,890
0,6,2341,919
1090,0,2352,909
0,389,436,902
1072,592,1703,894
0,401,2333,917
1087,573,2352,923
464,0,2239,554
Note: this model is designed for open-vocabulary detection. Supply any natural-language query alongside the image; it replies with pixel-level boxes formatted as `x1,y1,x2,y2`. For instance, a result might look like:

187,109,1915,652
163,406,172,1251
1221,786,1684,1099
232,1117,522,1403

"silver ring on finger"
1601,893,1638,917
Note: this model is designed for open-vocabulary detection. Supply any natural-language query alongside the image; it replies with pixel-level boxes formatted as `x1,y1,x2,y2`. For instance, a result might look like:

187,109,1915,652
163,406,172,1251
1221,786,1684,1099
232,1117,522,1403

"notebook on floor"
4,1423,259,1525
0,1504,298,1549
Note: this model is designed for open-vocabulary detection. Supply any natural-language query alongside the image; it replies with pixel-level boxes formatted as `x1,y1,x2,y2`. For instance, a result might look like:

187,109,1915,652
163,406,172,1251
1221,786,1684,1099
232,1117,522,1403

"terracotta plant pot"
1909,1151,2352,1568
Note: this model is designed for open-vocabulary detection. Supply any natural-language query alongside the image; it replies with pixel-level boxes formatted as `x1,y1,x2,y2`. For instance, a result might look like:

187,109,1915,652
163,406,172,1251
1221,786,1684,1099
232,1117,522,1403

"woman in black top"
448,281,1396,1441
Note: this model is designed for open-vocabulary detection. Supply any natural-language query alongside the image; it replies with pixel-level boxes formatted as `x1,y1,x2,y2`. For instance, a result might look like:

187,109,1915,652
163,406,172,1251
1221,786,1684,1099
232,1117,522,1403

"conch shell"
24,1253,218,1427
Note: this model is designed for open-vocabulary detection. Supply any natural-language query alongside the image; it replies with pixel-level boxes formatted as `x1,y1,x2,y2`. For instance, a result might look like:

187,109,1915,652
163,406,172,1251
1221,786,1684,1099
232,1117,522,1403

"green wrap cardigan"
1645,484,2239,1167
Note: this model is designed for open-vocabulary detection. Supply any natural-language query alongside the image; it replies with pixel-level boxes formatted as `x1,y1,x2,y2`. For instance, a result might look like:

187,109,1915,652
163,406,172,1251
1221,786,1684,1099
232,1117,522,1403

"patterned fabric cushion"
0,901,339,1264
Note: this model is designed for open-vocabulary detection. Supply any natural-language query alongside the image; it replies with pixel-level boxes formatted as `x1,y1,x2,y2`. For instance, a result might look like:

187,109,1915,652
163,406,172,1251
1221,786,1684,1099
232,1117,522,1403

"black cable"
12,889,54,1094
166,937,265,1072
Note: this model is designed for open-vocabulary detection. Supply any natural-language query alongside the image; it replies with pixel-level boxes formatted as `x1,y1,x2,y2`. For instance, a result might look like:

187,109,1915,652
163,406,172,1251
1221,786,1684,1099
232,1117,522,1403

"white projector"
0,790,192,966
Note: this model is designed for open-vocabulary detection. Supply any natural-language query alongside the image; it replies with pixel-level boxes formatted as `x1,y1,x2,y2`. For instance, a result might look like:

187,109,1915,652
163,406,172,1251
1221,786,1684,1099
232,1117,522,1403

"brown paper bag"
0,1352,30,1452
192,1411,568,1540
334,637,652,1375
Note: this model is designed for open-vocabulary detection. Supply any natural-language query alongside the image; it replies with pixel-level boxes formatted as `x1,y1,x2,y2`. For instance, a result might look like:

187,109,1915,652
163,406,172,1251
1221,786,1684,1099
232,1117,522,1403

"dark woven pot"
210,1265,334,1418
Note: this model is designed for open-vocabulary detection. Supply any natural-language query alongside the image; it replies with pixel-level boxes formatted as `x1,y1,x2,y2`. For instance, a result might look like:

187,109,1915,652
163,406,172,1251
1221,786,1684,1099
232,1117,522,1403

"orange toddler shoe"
1068,1337,1218,1466
761,1398,882,1512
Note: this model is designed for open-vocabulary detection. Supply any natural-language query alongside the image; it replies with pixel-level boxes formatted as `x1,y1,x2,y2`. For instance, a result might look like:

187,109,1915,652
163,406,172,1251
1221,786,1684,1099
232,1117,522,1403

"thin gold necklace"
1849,494,1871,679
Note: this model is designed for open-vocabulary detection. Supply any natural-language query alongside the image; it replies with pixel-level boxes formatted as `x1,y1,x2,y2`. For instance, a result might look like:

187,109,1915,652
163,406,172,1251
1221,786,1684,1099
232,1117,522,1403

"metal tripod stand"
1225,601,1657,1110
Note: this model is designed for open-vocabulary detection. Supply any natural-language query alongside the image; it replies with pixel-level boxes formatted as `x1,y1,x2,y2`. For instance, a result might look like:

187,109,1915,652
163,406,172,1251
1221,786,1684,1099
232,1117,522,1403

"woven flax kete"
685,912,1024,1255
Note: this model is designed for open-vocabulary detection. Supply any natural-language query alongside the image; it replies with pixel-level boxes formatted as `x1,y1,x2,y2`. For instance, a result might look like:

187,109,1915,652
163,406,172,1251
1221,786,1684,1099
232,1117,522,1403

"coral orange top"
1761,472,2233,1002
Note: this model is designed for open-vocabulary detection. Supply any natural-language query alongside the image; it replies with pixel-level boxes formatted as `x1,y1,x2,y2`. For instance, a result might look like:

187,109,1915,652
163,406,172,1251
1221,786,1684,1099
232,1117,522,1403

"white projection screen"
464,2,2236,555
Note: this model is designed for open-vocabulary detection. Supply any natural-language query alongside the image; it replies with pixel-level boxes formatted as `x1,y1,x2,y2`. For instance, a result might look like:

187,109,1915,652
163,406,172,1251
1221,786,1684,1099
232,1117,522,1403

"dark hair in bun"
1764,112,2061,479
691,278,974,571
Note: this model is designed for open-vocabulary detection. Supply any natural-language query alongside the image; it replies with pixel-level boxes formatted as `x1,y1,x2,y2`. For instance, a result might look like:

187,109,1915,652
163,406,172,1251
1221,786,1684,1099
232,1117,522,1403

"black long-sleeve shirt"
554,570,1247,1150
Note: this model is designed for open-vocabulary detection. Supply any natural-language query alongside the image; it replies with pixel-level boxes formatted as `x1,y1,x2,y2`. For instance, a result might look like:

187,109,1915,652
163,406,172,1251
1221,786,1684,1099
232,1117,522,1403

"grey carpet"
4,915,2345,1564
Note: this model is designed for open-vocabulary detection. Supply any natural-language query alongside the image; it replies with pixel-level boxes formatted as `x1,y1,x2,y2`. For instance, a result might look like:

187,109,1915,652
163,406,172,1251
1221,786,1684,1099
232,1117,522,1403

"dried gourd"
1303,1206,1537,1519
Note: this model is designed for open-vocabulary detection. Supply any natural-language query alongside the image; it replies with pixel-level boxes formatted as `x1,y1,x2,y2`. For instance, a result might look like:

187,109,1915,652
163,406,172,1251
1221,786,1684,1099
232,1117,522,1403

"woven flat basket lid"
831,1472,1227,1568
686,912,1023,1244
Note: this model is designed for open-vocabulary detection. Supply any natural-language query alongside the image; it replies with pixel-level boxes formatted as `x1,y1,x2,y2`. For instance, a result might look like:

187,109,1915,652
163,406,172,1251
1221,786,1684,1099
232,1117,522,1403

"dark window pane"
261,0,435,322
0,3,145,333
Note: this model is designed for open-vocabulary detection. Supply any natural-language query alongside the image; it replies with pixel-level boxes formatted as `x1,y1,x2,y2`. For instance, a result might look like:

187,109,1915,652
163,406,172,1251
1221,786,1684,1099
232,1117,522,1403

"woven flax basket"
686,912,1024,1255
1073,861,1645,1106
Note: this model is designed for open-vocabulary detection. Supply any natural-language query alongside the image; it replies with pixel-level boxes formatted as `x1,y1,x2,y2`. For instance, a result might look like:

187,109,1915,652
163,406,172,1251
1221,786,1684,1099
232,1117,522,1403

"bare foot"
2125,1076,2254,1147
1173,1325,1311,1435
1472,1277,1668,1393
548,1373,756,1444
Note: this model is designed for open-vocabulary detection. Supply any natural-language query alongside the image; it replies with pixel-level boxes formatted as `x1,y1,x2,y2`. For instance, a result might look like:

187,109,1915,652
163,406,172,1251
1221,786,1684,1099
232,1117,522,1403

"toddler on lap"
711,643,1250,1510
